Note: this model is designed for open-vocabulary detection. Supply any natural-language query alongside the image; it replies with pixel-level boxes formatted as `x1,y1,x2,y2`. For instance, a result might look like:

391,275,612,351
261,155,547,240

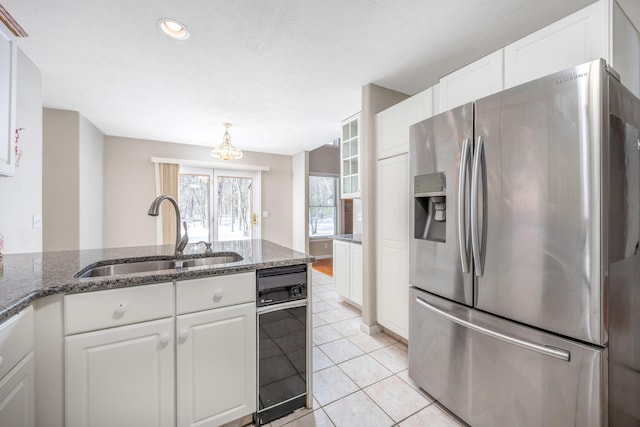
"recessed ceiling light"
157,18,190,40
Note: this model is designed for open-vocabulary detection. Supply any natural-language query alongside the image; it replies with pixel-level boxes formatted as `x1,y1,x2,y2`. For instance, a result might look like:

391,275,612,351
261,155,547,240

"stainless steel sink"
76,253,243,278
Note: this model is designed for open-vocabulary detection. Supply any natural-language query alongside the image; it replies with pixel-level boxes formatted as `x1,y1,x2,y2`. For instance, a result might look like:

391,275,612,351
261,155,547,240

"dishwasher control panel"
256,264,307,307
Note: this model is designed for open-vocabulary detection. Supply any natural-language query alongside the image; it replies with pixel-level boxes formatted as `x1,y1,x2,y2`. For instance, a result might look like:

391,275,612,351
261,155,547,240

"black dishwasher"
255,264,308,426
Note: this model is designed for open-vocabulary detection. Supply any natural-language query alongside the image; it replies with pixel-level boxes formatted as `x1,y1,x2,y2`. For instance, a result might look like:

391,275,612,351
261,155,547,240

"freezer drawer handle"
415,297,571,362
457,137,472,273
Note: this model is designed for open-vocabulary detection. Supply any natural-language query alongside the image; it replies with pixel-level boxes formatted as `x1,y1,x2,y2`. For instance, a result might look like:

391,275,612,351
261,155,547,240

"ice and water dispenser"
414,172,446,242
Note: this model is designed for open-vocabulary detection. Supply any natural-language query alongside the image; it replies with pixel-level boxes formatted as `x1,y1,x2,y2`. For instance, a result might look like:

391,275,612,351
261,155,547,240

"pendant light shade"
211,123,243,160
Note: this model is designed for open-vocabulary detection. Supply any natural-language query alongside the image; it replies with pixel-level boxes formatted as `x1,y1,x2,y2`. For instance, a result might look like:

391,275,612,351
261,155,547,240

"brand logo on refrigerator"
556,72,589,85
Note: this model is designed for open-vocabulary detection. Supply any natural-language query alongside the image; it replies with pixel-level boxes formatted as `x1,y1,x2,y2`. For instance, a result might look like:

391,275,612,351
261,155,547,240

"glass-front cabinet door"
340,113,361,199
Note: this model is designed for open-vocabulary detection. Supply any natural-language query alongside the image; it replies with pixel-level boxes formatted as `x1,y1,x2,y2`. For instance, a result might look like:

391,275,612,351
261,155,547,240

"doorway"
179,167,261,242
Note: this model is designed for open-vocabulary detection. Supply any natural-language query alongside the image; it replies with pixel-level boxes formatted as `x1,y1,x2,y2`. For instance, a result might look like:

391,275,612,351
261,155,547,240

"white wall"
0,50,42,254
43,109,105,251
291,151,308,254
43,109,79,251
103,136,293,249
78,115,104,249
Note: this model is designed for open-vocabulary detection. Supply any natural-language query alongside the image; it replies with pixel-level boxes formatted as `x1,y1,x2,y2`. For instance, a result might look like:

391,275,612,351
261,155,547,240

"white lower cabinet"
65,318,175,427
333,239,362,306
0,352,35,427
63,274,257,427
0,305,35,427
176,303,256,427
176,272,256,427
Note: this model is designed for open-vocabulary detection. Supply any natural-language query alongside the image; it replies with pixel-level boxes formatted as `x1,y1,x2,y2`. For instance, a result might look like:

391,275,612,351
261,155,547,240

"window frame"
308,173,340,239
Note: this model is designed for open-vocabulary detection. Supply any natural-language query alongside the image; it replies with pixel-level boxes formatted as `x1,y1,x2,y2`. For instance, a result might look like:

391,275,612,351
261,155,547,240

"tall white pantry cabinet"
374,0,640,340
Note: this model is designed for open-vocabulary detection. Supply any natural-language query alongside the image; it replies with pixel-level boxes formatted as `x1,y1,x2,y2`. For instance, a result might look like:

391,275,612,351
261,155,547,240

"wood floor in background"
312,258,333,277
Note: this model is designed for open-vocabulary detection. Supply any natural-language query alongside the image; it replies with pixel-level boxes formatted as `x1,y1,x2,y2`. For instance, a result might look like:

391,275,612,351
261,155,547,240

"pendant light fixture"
211,123,243,160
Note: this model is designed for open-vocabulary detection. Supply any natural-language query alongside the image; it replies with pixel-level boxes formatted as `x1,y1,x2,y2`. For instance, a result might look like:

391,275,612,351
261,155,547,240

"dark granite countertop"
333,234,362,244
0,239,314,323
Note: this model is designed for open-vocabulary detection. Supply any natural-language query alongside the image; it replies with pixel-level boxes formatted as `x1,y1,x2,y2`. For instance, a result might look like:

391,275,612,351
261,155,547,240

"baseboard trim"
360,323,382,335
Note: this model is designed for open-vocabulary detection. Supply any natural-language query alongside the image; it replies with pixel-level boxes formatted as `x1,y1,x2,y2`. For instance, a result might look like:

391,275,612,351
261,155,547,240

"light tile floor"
263,270,467,427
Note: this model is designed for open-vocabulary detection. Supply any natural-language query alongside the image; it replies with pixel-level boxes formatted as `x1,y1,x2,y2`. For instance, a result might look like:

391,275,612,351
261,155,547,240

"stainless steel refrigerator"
408,59,640,427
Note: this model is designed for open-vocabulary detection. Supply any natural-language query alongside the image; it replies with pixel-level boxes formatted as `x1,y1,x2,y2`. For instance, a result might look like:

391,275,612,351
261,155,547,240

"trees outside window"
309,176,337,238
179,167,259,242
179,173,211,243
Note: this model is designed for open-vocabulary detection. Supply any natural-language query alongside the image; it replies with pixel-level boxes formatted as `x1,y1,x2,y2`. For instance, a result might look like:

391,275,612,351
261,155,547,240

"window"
179,170,212,243
179,167,260,242
309,175,337,238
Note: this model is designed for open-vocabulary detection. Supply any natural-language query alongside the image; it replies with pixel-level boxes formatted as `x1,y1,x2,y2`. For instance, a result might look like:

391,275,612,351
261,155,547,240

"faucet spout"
148,195,189,256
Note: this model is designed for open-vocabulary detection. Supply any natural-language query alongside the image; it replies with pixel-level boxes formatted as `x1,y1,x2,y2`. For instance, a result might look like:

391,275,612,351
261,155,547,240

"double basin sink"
76,252,243,278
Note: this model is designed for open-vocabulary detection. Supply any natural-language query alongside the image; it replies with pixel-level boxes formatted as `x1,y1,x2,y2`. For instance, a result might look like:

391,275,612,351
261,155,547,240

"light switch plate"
32,214,42,229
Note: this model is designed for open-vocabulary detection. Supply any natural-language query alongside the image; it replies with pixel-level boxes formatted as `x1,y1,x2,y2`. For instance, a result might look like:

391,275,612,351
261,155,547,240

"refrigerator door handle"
415,296,571,362
471,136,484,277
457,138,472,273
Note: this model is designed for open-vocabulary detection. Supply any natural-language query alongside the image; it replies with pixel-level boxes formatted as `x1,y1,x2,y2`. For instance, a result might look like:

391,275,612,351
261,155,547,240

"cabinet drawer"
0,306,33,380
177,272,255,315
65,282,174,335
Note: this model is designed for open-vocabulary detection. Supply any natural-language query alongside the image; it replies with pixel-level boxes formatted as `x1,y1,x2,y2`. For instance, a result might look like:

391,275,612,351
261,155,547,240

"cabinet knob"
159,334,170,345
114,303,127,316
178,329,189,341
212,290,223,302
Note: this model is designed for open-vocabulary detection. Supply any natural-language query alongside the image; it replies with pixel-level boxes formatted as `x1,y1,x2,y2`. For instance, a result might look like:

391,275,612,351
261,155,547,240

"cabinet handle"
178,329,189,341
114,303,127,315
0,355,3,368
159,334,170,345
212,290,223,303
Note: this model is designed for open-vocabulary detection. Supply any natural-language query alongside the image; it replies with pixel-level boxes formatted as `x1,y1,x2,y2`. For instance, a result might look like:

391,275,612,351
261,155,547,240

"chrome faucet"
196,241,213,254
147,195,189,256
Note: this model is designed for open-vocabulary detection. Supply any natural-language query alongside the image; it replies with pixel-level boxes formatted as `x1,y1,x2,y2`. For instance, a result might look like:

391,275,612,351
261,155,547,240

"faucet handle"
197,241,213,254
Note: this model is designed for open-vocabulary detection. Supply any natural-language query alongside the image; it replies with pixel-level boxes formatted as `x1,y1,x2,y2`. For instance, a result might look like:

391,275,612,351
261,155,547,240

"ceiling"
3,0,615,155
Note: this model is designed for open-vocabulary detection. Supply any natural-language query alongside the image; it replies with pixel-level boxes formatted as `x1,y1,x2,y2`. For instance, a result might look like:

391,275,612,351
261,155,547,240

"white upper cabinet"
376,88,434,159
0,19,17,177
438,49,503,112
340,113,361,199
504,1,608,89
612,0,640,98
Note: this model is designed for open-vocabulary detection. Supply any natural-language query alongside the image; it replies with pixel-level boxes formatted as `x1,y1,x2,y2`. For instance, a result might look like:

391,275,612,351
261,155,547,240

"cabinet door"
65,318,174,427
612,0,640,99
376,88,434,160
504,0,607,88
376,154,410,339
349,243,363,306
0,20,17,177
439,49,503,111
340,113,361,199
0,353,34,427
333,240,350,299
176,302,256,427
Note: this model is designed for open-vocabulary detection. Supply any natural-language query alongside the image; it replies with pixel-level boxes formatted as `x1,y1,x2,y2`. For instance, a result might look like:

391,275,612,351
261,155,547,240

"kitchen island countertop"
0,239,314,323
